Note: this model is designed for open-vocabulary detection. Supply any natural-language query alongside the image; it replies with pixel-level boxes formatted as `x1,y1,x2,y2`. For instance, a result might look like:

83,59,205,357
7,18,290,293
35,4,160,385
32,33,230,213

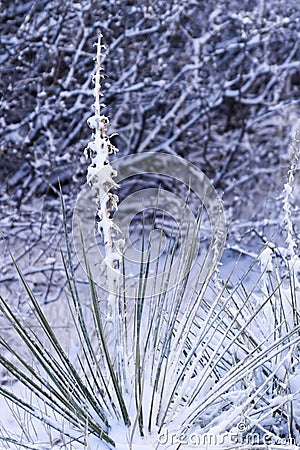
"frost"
87,114,108,130
242,16,252,24
259,247,273,273
45,257,56,264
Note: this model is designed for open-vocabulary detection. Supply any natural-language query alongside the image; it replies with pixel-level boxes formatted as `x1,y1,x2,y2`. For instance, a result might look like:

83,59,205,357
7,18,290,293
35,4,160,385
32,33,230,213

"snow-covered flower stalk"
85,33,121,305
282,132,299,260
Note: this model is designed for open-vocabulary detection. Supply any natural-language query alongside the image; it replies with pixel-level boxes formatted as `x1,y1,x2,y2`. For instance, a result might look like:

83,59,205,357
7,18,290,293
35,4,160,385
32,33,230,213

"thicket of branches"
1,1,300,213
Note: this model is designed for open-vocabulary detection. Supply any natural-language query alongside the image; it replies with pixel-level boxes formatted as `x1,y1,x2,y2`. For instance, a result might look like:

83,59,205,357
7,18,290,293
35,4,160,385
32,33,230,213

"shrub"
0,35,299,450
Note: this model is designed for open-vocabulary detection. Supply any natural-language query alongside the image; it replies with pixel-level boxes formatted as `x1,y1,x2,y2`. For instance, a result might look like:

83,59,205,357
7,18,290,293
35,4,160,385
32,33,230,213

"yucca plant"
0,34,299,450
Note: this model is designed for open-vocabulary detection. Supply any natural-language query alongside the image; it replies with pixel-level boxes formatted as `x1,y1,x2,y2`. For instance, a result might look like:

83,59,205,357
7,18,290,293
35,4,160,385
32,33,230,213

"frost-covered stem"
85,33,121,310
282,132,299,259
94,32,102,117
85,34,129,394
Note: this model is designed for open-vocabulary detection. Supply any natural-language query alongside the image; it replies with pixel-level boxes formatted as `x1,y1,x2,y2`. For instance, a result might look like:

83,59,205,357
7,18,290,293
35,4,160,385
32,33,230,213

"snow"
259,247,273,273
1,1,300,448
